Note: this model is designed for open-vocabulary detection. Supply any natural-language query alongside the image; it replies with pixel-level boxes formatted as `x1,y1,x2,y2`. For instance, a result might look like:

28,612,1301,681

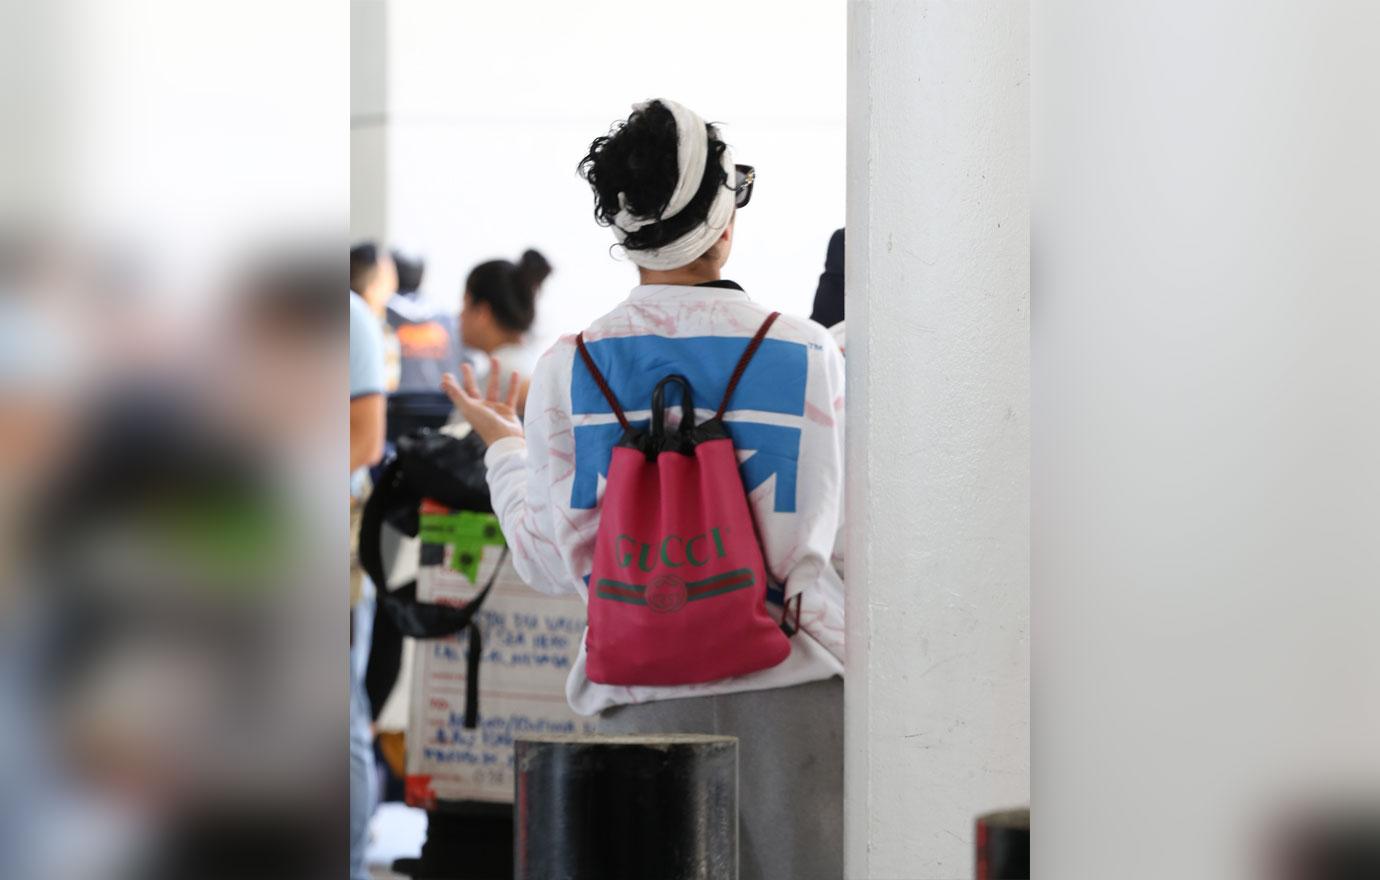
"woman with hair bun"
443,100,845,880
457,248,552,410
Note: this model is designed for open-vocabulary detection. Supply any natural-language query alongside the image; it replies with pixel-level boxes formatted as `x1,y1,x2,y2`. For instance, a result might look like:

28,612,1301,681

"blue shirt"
350,292,386,399
385,292,468,393
350,292,387,496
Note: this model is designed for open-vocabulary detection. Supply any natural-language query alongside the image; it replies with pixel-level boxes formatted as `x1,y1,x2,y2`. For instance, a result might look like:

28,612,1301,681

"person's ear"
718,215,735,258
469,298,497,333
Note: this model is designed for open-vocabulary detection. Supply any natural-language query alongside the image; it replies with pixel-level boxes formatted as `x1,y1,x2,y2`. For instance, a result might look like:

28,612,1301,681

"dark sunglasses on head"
734,164,756,209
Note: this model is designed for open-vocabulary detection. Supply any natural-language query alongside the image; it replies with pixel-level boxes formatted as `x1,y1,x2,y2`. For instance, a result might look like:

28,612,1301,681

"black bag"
360,428,503,727
385,390,454,446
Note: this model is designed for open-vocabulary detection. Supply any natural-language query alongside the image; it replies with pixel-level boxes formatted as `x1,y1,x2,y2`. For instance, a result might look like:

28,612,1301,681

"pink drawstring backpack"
575,312,796,686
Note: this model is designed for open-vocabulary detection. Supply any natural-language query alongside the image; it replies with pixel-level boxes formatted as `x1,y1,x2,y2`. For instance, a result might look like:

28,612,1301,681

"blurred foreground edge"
976,807,1030,880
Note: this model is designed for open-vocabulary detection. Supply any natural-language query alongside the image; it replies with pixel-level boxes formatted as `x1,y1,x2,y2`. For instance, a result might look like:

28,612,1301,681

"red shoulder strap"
714,311,780,420
575,332,632,432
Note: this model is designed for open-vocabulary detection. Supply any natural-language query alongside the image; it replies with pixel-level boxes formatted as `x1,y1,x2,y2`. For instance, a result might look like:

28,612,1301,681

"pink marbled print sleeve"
483,342,583,597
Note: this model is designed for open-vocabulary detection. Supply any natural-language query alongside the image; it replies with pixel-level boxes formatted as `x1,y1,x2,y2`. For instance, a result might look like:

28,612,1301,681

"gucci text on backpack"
613,528,728,572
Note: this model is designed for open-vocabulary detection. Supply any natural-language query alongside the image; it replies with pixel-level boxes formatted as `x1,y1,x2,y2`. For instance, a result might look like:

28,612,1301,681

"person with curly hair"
443,99,846,880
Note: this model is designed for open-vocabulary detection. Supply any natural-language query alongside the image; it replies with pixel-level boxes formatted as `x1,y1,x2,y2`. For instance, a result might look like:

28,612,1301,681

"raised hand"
440,358,525,446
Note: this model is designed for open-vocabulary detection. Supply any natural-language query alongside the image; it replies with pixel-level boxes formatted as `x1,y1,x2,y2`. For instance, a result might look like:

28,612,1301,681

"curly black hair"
577,101,731,253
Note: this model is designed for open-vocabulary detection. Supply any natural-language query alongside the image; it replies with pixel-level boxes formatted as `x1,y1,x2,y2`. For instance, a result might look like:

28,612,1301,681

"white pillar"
845,3,1030,878
1030,4,1380,877
350,0,389,243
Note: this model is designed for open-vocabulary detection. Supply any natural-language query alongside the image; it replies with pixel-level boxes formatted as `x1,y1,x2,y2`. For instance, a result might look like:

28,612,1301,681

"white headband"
610,98,735,271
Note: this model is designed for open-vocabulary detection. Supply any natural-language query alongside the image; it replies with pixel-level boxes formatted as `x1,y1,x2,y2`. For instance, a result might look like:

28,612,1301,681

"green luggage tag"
418,509,507,583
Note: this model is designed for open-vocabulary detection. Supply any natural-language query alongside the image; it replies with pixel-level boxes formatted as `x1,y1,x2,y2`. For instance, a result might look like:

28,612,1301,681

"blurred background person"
391,248,425,300
349,242,401,393
809,227,845,351
349,276,387,880
806,228,848,574
385,248,467,394
458,249,552,412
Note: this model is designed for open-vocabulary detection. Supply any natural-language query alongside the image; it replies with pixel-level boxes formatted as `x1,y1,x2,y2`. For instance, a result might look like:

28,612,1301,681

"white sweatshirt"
483,281,845,715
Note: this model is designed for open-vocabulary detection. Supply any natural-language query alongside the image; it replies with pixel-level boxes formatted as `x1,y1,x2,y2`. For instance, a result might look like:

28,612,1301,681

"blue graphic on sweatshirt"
570,335,806,512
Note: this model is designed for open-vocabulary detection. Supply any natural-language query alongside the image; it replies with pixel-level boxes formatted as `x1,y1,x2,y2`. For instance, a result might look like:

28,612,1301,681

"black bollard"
514,734,738,880
976,807,1030,880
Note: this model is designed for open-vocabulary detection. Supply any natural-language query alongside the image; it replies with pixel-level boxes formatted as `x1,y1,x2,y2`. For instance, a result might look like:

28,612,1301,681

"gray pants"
598,677,844,880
